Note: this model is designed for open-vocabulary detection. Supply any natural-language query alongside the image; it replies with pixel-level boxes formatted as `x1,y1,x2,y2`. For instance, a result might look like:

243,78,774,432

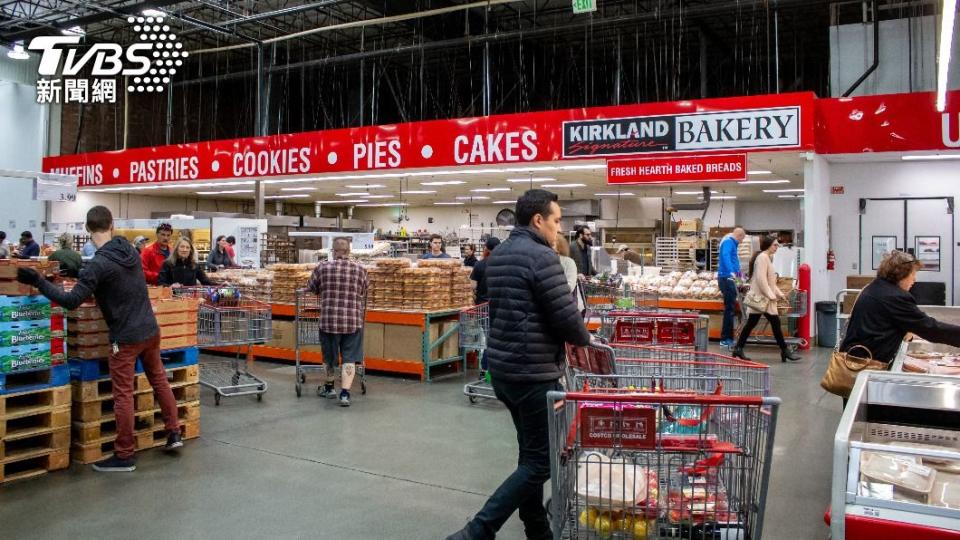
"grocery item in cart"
860,451,937,501
574,452,659,510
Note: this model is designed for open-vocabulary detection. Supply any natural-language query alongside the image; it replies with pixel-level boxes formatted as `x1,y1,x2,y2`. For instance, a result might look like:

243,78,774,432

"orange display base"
657,298,725,311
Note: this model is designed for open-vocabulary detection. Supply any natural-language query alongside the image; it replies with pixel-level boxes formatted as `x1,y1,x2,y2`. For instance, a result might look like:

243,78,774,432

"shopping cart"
599,310,709,351
294,289,367,398
547,388,781,540
581,280,659,316
173,286,271,405
735,287,808,352
565,342,771,397
459,303,494,403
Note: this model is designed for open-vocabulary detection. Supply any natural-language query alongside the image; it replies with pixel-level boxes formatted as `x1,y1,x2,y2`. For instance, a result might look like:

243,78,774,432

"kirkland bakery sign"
563,107,801,157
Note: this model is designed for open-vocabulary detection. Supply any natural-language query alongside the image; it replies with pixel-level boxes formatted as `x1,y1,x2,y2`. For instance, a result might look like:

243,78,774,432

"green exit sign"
572,0,596,14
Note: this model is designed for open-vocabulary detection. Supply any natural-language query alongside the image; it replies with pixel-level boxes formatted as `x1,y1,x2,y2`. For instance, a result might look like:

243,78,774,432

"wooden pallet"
73,401,200,443
0,385,71,424
71,364,199,402
0,449,70,484
71,419,200,464
1,428,70,463
72,381,199,423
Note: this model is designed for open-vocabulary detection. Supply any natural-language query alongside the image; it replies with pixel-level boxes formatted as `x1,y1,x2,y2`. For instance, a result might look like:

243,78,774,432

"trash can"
816,301,838,348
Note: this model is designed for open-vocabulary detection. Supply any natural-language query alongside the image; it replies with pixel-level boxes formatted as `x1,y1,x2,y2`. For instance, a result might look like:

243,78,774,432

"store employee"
420,234,451,259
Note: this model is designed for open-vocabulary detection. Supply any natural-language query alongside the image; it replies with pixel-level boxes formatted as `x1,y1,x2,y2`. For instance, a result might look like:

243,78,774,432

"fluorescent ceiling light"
264,194,310,199
676,190,719,195
356,202,408,207
702,195,737,200
738,179,790,185
360,194,393,199
493,200,516,204
402,190,437,195
336,192,374,196
61,26,84,36
506,177,555,183
261,164,606,185
747,170,772,175
471,187,511,192
6,41,28,60
937,0,958,111
762,188,805,193
542,183,586,188
142,8,165,17
901,154,960,161
434,202,464,205
196,189,254,195
595,192,635,196
314,199,366,204
778,195,804,199
280,187,317,192
421,181,465,186
457,196,489,200
345,184,385,189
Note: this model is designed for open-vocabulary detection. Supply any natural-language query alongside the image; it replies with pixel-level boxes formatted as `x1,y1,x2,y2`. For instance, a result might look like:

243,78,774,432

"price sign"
34,173,78,202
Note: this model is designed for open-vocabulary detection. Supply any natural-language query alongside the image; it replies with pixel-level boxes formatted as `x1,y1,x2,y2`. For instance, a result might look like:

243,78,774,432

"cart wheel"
257,393,263,402
468,395,477,404
361,381,367,395
295,383,302,397
214,394,221,406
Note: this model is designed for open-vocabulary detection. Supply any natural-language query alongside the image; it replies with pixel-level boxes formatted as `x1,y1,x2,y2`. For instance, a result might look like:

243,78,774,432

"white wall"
0,79,48,244
735,201,802,232
830,15,960,96
804,155,832,307
353,204,508,234
828,160,960,303
49,191,252,224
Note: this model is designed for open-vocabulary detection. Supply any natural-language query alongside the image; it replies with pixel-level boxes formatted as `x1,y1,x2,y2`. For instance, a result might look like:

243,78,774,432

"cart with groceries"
173,285,271,405
549,342,781,539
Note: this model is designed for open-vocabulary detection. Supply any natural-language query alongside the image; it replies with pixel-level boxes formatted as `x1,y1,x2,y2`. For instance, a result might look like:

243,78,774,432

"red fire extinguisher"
827,250,836,270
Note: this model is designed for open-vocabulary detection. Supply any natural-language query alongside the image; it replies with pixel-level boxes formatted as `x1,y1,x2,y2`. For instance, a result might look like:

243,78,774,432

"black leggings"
735,312,787,350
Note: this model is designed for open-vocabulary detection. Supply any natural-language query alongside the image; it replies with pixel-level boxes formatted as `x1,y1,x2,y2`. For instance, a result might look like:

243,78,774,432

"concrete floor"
0,344,841,540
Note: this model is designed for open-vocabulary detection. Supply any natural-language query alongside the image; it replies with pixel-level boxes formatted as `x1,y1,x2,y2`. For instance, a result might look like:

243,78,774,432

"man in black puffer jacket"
448,189,590,540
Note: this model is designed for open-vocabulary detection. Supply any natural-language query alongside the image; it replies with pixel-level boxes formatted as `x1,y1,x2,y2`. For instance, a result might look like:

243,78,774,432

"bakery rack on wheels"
546,375,781,538
564,341,771,397
735,288,808,352
459,303,493,403
294,289,367,398
174,286,272,406
828,370,960,539
599,310,709,351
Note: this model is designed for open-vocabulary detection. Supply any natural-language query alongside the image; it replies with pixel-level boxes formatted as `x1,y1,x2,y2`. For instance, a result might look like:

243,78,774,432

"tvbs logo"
29,15,187,103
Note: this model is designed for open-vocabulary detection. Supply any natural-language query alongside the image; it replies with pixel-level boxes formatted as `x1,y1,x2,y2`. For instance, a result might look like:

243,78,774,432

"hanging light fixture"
6,41,29,60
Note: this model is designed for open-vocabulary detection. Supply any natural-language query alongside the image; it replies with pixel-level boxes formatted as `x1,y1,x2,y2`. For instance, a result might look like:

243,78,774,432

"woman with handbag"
732,235,802,362
826,251,960,403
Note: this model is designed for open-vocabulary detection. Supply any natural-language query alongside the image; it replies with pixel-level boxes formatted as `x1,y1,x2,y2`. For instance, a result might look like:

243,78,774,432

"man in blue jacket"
717,227,746,346
447,189,591,540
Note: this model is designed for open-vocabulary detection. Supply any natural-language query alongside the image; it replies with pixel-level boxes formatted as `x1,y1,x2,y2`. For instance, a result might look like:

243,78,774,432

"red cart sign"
607,154,747,184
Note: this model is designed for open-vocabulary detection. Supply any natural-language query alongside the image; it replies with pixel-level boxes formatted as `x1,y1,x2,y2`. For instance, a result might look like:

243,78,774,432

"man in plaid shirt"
307,237,369,407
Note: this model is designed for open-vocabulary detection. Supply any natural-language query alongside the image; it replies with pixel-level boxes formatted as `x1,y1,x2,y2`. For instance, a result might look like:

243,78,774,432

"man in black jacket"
17,206,183,473
447,190,591,540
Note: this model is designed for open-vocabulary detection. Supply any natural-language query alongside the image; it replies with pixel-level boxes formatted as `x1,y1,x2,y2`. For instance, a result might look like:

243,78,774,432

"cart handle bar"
555,391,780,407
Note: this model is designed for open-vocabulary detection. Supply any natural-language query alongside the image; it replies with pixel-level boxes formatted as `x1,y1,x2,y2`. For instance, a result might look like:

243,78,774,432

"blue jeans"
718,277,738,342
319,330,362,377
465,379,560,540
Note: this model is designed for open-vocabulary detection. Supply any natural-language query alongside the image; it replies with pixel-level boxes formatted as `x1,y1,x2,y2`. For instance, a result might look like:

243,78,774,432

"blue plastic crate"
70,346,199,382
0,362,69,395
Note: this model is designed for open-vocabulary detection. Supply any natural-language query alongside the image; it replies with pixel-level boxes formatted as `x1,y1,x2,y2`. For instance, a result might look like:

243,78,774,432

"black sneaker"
318,384,337,399
92,455,136,472
164,430,183,451
339,389,351,407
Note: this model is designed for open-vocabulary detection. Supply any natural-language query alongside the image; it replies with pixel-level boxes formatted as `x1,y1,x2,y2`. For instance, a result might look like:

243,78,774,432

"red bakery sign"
607,154,746,184
43,92,814,187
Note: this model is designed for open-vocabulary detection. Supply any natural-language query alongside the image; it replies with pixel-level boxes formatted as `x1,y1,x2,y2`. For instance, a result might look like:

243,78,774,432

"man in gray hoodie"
17,206,183,472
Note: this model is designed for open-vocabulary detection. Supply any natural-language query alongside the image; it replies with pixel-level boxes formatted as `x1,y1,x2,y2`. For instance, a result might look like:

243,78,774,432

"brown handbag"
819,344,888,398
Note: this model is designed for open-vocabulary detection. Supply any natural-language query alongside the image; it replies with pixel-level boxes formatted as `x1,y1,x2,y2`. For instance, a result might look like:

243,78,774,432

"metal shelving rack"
260,233,297,266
